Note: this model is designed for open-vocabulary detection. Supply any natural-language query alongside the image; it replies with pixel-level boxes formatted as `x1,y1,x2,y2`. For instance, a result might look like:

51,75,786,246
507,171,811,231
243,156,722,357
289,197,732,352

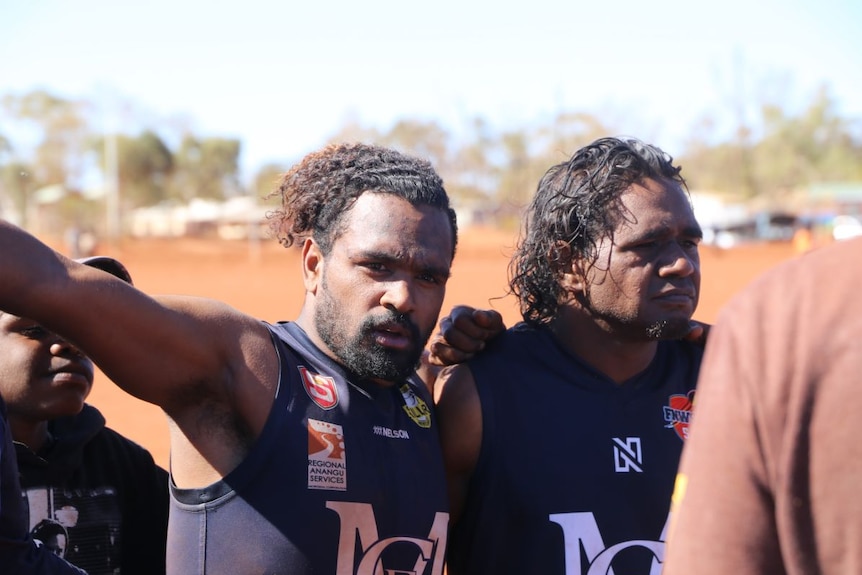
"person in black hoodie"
1,392,88,574
0,256,168,575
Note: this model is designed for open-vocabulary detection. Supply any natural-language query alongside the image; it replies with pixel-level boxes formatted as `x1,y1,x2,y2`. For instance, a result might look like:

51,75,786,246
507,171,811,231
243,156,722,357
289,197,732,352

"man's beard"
644,318,692,340
580,292,693,341
315,279,428,382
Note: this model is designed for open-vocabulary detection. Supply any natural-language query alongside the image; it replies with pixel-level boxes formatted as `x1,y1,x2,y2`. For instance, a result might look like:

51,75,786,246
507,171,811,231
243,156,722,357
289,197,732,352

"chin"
48,400,87,419
645,318,692,340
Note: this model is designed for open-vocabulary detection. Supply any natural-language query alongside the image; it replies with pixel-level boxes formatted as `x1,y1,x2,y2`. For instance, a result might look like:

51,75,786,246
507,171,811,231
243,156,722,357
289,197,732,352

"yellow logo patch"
399,384,432,428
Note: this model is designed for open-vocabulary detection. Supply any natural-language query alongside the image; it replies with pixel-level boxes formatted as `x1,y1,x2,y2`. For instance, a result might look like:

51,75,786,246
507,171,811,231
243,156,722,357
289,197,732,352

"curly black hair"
510,136,688,326
267,142,458,256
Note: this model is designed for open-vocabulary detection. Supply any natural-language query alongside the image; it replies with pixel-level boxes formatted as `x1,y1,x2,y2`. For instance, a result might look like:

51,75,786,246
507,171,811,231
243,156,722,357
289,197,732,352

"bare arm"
0,221,279,483
433,364,482,524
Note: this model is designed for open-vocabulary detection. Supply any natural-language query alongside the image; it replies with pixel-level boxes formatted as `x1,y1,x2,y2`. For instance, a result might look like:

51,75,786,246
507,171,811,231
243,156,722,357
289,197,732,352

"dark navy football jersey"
168,321,449,575
447,323,701,575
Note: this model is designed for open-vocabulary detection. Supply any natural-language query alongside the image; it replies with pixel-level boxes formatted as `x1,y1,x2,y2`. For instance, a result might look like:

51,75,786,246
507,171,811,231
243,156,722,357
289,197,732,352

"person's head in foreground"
268,142,459,383
0,256,132,449
511,136,702,339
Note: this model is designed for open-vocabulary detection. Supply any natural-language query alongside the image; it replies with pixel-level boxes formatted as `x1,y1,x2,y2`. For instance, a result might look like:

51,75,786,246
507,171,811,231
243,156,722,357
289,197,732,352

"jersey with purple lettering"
447,323,701,575
167,321,449,575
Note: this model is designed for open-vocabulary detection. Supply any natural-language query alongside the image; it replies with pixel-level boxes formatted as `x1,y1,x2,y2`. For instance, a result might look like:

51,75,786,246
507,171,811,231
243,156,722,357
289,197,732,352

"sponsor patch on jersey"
373,425,410,439
300,366,339,410
308,419,347,491
399,384,432,428
663,390,695,440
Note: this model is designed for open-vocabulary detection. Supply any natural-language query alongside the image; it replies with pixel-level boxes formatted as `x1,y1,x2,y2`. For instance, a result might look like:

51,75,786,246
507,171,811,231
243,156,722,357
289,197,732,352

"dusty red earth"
81,228,799,469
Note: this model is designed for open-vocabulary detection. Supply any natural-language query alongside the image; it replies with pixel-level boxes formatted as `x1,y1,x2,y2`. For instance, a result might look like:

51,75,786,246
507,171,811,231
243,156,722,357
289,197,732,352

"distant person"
1,256,169,575
664,236,862,575
792,221,813,253
0,143,457,574
434,136,704,574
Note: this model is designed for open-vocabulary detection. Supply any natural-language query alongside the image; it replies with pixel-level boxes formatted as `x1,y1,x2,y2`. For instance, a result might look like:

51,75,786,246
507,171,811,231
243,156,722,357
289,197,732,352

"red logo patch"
300,367,338,410
663,390,695,440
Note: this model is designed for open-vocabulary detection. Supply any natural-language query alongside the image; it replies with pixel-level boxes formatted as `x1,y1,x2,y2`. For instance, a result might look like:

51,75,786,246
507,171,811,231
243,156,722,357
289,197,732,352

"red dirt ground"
83,228,799,469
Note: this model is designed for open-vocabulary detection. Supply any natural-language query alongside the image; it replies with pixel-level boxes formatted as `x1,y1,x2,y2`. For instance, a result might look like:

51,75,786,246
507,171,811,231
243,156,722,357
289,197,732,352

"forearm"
0,220,69,316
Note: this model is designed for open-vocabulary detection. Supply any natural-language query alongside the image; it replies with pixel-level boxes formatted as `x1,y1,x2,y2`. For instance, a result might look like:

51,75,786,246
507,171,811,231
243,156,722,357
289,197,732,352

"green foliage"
1,83,860,236
0,161,38,225
90,130,174,208
1,90,90,188
252,162,289,204
171,136,242,201
680,85,862,205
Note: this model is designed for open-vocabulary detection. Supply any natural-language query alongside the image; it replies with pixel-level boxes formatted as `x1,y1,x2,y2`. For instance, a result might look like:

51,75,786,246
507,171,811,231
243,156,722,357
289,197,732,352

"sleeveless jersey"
447,323,702,575
167,321,449,575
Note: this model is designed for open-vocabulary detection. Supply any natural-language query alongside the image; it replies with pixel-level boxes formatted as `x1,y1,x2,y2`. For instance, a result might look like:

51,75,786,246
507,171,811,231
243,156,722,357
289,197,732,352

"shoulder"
470,321,545,359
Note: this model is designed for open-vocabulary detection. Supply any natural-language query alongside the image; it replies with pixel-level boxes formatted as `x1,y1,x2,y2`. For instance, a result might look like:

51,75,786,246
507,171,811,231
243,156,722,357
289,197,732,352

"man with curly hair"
434,136,703,575
0,143,458,575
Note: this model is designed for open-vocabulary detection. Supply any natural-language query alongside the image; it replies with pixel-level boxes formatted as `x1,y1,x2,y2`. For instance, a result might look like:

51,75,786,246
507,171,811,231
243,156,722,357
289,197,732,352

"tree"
0,161,38,226
91,130,174,208
753,87,862,197
252,162,289,202
171,135,242,201
1,90,91,189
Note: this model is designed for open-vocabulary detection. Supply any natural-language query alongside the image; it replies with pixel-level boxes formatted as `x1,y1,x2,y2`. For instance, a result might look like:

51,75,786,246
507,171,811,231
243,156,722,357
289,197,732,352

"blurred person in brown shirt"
664,236,862,575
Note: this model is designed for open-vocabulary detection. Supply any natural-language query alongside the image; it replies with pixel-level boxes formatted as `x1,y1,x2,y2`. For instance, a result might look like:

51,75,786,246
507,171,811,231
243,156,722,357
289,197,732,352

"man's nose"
380,279,415,314
659,244,697,277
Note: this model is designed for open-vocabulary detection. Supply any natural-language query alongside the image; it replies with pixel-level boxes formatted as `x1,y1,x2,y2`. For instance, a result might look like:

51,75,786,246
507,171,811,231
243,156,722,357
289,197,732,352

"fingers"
426,337,478,367
425,306,507,366
684,320,711,347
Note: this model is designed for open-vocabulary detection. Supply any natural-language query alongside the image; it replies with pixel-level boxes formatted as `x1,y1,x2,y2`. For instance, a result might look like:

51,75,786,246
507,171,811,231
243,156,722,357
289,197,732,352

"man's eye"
20,326,49,339
635,241,658,250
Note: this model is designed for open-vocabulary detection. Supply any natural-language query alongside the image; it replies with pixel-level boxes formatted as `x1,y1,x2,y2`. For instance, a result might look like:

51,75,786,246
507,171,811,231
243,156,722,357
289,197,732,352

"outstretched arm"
0,220,278,484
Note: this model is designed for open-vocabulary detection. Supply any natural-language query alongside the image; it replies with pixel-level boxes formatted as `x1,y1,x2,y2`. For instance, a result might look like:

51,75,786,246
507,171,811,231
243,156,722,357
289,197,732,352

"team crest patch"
308,419,346,491
399,384,432,428
663,390,695,440
300,366,338,410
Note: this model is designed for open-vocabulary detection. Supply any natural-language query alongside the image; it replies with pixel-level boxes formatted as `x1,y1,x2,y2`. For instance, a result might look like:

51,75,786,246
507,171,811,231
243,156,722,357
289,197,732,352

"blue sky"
1,0,859,179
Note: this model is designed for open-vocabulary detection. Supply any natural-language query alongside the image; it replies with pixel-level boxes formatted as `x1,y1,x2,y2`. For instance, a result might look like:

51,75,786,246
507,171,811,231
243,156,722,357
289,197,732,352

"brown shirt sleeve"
664,237,862,575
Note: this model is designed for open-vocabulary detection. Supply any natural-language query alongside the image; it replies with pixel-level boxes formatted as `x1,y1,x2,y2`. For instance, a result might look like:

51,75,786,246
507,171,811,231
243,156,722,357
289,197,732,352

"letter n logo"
613,437,642,472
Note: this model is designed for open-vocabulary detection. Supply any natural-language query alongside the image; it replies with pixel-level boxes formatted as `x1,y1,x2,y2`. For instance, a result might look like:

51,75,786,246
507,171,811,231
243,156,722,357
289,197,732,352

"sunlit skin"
574,177,702,340
0,312,95,451
298,192,455,387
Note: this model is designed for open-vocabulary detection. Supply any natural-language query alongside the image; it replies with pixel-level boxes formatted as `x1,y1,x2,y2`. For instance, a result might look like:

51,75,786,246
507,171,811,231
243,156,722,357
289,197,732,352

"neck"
549,309,658,385
9,415,51,453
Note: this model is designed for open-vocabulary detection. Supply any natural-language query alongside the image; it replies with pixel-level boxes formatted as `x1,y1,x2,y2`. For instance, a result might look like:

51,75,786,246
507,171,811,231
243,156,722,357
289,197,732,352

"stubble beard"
584,295,692,341
644,318,692,340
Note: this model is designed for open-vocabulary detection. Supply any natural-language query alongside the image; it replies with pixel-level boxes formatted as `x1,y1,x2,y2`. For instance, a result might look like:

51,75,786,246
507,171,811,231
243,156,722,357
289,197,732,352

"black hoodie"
15,404,168,575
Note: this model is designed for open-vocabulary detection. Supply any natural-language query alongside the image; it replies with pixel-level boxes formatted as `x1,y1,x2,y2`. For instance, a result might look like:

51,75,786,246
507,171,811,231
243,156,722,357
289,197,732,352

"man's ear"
302,238,323,293
552,241,585,295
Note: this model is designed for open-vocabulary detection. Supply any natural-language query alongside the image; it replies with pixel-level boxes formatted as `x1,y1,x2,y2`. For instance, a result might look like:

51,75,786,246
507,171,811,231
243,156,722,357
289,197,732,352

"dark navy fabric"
167,321,449,575
448,323,702,575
